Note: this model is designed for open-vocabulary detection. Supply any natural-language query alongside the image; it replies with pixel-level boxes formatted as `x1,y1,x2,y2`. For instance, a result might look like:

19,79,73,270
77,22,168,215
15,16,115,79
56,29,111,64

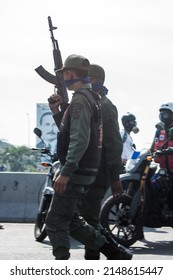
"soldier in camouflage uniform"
46,55,132,260
77,64,123,259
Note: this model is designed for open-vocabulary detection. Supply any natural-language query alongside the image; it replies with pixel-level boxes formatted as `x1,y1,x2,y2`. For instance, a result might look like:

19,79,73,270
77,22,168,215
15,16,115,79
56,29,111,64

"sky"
1,0,173,150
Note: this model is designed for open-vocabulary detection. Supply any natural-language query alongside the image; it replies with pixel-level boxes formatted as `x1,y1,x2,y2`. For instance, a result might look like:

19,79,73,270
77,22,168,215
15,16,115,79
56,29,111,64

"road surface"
0,223,172,260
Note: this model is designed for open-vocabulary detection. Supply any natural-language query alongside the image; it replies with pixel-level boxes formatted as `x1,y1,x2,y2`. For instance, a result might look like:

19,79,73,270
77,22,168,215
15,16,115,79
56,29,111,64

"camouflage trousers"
46,182,106,260
78,184,109,257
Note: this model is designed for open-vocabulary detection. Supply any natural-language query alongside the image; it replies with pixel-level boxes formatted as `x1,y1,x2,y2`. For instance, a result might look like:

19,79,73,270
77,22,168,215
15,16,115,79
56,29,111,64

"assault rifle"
101,227,133,259
35,16,69,104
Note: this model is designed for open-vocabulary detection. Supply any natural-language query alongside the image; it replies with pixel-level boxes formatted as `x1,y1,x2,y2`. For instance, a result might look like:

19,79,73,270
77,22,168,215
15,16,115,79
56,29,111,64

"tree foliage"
0,145,40,172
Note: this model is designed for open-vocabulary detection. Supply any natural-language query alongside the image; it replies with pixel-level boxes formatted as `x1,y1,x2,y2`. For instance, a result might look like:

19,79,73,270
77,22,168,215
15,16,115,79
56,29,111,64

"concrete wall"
0,172,46,222
0,172,112,223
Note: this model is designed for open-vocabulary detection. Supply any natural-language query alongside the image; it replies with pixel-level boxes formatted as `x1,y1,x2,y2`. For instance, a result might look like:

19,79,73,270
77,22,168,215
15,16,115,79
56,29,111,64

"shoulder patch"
71,103,83,119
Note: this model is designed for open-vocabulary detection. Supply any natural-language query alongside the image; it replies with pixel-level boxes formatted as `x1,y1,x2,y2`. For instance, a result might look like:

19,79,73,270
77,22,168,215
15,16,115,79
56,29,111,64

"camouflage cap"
57,54,90,72
88,64,105,82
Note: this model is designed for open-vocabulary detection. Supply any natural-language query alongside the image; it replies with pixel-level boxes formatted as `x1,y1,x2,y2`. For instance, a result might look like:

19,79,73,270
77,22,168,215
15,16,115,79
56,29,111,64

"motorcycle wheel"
100,194,142,247
34,197,51,242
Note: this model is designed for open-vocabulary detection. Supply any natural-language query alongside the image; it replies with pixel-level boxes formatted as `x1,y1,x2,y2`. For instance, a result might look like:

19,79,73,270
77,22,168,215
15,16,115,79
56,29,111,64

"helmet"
159,102,173,113
121,112,136,123
159,102,173,127
88,64,105,82
57,54,90,72
121,112,139,133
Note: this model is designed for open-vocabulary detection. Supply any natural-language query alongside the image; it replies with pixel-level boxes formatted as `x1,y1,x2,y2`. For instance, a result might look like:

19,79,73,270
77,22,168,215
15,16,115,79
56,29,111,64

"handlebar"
31,147,51,154
154,147,173,156
31,147,58,163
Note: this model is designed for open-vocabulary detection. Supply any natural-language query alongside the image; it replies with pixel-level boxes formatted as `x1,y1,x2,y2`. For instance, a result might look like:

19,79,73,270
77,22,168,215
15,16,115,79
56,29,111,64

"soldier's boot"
100,242,133,260
84,252,100,260
84,250,100,260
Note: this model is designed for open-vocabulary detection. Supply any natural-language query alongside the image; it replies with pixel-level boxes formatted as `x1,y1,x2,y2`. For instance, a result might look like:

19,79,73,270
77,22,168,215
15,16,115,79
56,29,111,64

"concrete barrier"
0,172,46,222
0,172,113,223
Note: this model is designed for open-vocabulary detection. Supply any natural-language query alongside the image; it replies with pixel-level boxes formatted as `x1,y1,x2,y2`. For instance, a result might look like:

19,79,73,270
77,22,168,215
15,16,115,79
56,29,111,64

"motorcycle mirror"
33,127,47,148
33,127,42,138
169,127,173,139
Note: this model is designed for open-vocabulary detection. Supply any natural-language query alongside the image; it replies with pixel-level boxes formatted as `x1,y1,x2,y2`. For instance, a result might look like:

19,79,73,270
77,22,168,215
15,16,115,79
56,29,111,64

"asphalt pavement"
0,223,173,260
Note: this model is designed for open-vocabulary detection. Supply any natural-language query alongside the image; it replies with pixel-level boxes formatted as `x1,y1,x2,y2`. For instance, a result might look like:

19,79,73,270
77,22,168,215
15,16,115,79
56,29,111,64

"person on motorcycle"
121,113,144,239
152,102,173,172
120,113,139,166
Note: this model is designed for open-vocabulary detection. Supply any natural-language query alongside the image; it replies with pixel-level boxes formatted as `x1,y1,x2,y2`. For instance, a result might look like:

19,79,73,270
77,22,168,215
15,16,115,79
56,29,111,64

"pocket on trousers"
72,184,88,194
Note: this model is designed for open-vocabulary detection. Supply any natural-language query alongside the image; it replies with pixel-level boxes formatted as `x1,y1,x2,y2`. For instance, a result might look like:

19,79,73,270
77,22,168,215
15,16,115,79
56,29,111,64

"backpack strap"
122,131,128,143
75,88,101,122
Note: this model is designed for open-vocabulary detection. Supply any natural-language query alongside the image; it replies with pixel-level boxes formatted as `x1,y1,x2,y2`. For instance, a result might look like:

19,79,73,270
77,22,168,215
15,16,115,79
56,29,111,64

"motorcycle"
32,128,134,258
32,128,58,242
100,128,173,247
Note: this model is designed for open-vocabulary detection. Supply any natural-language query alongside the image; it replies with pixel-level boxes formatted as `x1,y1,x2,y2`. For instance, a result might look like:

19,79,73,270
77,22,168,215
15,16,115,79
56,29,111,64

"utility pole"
26,113,30,147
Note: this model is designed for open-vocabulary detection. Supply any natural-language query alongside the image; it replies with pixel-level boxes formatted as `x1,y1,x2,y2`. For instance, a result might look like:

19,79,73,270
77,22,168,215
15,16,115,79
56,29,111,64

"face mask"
126,120,139,133
92,82,108,95
64,77,90,88
64,79,81,87
159,111,173,127
92,82,103,91
132,126,139,134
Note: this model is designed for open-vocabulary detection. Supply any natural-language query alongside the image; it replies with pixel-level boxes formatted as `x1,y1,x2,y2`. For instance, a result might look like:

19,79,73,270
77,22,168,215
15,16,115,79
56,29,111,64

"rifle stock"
35,16,69,104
